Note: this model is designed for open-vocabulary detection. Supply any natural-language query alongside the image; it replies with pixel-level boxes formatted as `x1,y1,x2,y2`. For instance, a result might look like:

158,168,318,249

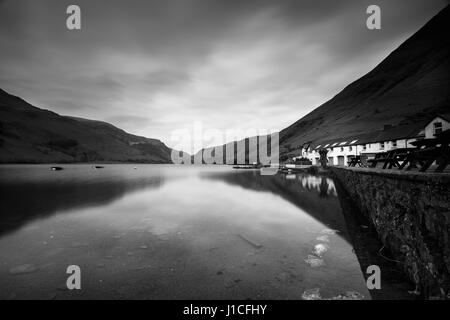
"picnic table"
383,148,414,169
367,152,386,168
347,155,362,167
400,130,450,172
367,148,415,169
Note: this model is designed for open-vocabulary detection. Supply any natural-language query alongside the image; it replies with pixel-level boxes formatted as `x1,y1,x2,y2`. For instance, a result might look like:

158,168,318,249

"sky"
0,0,447,153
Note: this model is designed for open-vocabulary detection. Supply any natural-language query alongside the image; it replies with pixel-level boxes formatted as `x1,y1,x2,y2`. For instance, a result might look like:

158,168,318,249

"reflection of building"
294,116,450,166
295,175,337,196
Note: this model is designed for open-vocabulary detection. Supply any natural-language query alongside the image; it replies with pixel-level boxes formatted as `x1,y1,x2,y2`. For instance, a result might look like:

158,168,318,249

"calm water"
0,164,374,299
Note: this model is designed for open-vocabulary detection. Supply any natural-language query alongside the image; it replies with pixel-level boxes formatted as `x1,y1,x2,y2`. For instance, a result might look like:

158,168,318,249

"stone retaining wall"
331,167,450,298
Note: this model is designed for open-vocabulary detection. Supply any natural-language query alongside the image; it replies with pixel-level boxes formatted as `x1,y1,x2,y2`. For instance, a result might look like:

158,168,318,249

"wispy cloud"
0,0,446,152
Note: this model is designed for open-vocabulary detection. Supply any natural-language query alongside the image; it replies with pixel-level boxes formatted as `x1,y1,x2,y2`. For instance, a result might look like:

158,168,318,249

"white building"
424,116,450,139
293,116,449,166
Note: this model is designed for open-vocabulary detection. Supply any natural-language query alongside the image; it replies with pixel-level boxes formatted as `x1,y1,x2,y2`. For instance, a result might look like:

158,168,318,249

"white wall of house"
298,137,421,166
294,117,450,166
359,139,417,158
424,117,450,139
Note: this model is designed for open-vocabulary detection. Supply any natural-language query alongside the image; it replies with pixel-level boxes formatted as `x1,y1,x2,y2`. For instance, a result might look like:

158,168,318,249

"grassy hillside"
195,6,450,163
0,88,174,163
279,5,450,156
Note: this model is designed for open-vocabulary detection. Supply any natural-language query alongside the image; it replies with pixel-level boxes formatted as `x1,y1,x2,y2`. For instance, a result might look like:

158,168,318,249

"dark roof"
307,123,424,150
424,114,450,126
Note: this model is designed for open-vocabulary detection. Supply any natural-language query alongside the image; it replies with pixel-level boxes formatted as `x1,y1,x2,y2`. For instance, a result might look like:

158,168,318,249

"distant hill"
0,88,175,163
279,5,450,157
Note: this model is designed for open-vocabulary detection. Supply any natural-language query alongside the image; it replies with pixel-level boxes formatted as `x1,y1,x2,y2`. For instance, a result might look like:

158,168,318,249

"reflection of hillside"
202,171,349,242
0,176,164,238
203,170,415,299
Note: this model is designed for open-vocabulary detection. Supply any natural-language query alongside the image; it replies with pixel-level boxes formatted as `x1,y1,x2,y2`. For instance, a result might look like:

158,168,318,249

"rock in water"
304,255,325,267
320,228,339,235
302,288,322,300
9,264,38,275
330,291,365,300
316,235,330,242
313,243,329,257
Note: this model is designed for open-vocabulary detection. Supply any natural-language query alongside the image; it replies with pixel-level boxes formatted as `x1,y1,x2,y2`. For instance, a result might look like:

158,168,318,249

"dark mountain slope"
0,88,174,163
279,5,450,155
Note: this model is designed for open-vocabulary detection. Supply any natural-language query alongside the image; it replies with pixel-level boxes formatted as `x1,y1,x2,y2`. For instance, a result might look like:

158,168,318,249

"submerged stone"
320,228,339,235
313,243,329,257
316,235,330,242
9,264,38,275
304,255,325,267
302,288,322,300
330,291,365,300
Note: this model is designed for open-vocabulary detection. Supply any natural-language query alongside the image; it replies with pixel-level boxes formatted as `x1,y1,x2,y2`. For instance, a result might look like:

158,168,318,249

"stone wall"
331,167,450,298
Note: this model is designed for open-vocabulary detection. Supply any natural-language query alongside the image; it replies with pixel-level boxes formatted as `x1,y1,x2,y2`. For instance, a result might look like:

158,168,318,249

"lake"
0,164,409,299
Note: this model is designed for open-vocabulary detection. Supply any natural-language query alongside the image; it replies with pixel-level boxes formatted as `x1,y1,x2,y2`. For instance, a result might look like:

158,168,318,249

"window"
363,145,367,151
380,142,385,150
340,147,344,152
392,141,397,148
349,146,352,151
330,147,333,151
434,122,443,135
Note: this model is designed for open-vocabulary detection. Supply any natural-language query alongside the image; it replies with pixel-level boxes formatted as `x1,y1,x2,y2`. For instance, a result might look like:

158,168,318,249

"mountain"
194,6,450,163
0,88,175,163
279,5,450,157
2,6,449,164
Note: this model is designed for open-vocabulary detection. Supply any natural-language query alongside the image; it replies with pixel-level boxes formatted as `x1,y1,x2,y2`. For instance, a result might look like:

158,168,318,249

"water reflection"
0,164,397,299
285,174,337,197
202,171,349,242
0,165,165,237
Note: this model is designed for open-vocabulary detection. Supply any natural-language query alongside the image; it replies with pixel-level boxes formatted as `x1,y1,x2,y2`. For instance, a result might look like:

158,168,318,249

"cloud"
0,0,447,152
